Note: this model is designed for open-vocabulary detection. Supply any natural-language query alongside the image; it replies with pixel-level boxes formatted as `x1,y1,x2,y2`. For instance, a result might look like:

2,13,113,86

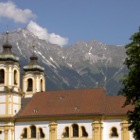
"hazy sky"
0,0,140,46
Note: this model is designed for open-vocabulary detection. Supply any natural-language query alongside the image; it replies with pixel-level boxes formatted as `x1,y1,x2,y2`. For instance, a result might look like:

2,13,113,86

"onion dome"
23,46,44,72
0,31,19,62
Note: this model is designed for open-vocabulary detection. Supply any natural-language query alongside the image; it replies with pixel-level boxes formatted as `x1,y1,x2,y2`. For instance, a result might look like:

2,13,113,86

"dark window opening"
81,126,88,137
40,79,43,92
39,128,45,138
63,127,69,138
14,70,17,85
22,128,27,138
0,69,4,84
111,127,118,137
72,124,79,137
30,125,36,138
27,78,33,91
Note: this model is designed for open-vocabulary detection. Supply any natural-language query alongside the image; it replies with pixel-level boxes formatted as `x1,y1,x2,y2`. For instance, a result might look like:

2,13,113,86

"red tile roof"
18,88,132,118
105,96,133,115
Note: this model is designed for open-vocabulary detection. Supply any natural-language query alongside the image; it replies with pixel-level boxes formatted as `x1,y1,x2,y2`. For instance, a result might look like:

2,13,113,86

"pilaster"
92,120,103,140
121,120,130,140
11,127,14,140
4,127,8,140
49,121,57,140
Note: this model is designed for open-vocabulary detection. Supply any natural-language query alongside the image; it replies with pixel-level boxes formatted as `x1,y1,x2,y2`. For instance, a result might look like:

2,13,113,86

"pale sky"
0,0,140,46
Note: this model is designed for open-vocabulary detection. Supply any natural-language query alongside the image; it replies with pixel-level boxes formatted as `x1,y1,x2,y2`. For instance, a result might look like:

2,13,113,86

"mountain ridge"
0,29,127,95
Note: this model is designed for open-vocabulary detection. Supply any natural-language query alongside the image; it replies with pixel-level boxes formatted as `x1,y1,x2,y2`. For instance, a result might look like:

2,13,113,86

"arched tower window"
40,79,43,92
14,70,17,85
27,78,33,91
30,125,36,138
0,69,4,84
72,124,79,137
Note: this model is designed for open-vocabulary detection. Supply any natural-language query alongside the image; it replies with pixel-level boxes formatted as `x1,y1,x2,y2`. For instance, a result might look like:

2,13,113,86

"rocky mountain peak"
0,29,127,95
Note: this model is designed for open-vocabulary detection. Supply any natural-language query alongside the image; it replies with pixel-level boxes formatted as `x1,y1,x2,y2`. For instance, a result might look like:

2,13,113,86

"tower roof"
0,31,19,62
23,45,44,72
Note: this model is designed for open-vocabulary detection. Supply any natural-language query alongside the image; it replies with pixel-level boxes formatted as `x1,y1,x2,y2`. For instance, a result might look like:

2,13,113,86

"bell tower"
22,45,46,98
0,31,20,87
0,31,23,140
0,31,23,116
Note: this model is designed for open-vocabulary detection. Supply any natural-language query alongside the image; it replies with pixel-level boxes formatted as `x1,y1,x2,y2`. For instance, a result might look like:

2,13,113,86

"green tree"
120,28,140,139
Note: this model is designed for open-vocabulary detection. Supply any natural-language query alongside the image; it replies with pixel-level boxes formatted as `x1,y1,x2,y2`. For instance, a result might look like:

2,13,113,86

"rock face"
0,29,127,95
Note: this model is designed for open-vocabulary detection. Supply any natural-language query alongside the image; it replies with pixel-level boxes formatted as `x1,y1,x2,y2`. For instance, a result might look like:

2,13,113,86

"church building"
0,31,134,140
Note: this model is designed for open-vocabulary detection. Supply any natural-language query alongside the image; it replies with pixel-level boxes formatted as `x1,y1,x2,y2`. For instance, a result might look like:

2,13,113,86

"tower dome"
0,31,20,87
23,52,44,72
0,31,19,62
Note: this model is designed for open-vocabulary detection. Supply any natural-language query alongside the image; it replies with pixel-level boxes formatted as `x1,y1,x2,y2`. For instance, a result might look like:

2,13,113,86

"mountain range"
0,29,127,95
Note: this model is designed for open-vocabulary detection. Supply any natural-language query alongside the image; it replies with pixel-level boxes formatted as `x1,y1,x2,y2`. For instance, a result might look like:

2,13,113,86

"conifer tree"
120,27,140,139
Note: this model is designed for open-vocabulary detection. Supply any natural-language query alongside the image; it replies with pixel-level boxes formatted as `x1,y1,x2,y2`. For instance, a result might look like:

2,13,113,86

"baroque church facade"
0,32,135,140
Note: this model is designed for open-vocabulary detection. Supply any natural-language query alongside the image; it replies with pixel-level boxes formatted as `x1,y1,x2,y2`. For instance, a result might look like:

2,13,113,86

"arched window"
81,126,88,137
110,127,118,137
63,127,69,138
40,79,43,92
22,128,27,138
0,69,4,84
27,78,33,91
14,70,17,85
30,125,36,138
72,124,79,137
39,128,45,138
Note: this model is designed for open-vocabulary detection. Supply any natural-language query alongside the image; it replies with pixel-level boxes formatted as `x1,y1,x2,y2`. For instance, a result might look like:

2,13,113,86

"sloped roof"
105,96,132,115
17,88,132,118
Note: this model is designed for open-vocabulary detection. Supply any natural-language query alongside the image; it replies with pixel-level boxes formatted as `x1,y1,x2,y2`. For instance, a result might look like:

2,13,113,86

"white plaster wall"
0,131,4,140
9,95,12,102
0,95,5,102
0,87,5,91
25,74,34,78
13,87,19,92
0,64,5,67
25,94,33,98
13,95,19,103
0,104,5,114
15,121,49,140
8,104,12,114
102,120,121,140
57,120,92,139
13,104,19,115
